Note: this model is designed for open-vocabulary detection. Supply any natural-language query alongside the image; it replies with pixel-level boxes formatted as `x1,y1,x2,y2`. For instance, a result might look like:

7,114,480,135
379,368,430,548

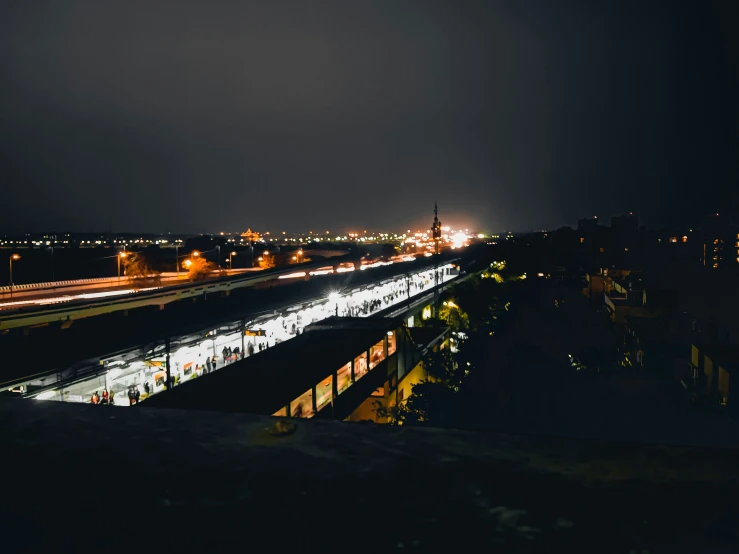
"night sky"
2,0,738,234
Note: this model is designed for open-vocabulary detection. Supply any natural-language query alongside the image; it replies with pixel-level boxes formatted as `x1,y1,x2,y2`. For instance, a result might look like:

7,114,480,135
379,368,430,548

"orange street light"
183,259,193,268
263,251,269,256
229,251,237,270
9,253,21,296
192,250,200,257
117,251,127,280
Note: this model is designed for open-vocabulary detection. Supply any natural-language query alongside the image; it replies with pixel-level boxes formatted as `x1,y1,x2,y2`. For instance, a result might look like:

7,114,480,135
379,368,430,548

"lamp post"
117,251,127,281
9,253,20,297
229,251,237,270
329,292,340,317
216,245,221,267
49,245,55,281
297,249,303,263
175,244,179,275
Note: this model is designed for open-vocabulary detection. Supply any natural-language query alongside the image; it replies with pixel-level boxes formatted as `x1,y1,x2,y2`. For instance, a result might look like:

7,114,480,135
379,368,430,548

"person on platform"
101,389,109,404
109,388,115,406
91,392,99,404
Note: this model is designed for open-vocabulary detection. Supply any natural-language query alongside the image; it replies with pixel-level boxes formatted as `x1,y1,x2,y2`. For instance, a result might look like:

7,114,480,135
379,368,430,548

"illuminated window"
579,237,584,244
291,388,314,418
336,362,351,394
682,236,688,243
369,340,386,369
272,407,287,417
354,353,368,381
714,239,719,244
387,331,397,356
669,237,677,243
315,377,333,412
422,306,432,320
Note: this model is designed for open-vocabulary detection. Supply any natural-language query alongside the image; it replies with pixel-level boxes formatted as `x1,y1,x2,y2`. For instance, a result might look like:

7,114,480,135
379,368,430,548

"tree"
438,301,469,333
376,381,459,426
124,252,161,284
422,346,462,388
184,256,217,281
258,253,275,269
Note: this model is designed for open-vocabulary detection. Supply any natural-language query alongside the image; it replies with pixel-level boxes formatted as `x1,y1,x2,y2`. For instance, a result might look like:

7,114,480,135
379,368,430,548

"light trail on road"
0,288,161,310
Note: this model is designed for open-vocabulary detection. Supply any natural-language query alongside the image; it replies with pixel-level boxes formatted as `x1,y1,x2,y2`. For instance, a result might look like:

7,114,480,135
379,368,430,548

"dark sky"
2,0,738,234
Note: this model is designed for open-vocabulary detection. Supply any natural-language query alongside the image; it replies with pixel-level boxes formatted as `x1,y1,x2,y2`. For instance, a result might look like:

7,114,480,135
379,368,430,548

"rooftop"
2,400,738,553
145,316,413,415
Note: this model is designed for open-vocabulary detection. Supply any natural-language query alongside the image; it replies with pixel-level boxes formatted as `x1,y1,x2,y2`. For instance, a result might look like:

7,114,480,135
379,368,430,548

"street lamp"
229,251,237,270
117,252,127,280
217,245,221,267
183,259,193,269
297,249,303,263
9,254,20,296
192,250,200,258
329,292,340,317
175,244,179,275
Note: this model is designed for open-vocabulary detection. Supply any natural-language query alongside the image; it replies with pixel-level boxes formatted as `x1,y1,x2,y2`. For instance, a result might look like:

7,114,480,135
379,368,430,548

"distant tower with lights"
431,202,442,316
431,202,442,253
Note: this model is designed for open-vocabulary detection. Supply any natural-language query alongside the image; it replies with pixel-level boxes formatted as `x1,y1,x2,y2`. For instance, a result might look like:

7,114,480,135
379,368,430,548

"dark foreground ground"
2,400,738,554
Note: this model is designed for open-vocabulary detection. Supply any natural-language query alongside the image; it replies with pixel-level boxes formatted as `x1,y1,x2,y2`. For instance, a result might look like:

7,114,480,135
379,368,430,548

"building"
240,228,262,243
691,343,739,411
577,217,598,234
699,214,739,269
145,313,450,423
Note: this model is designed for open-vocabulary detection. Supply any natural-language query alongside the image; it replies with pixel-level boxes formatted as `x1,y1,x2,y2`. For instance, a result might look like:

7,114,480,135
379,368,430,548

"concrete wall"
691,345,700,369
718,366,730,404
704,355,715,395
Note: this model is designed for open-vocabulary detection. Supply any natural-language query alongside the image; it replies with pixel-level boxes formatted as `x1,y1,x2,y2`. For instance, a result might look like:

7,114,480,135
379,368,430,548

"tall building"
577,217,598,234
700,213,739,269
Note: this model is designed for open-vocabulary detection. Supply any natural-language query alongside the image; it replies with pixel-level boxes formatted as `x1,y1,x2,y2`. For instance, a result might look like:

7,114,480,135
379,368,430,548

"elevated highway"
0,258,361,330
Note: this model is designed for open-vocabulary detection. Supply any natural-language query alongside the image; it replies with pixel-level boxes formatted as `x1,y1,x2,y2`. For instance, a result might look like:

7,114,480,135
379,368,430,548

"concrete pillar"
165,338,172,390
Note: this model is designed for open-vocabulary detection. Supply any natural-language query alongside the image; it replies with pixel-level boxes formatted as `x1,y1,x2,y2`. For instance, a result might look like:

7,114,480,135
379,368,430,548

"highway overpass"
0,255,397,330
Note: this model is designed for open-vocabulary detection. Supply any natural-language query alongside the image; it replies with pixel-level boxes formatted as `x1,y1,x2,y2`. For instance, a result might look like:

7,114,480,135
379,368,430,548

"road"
0,268,262,310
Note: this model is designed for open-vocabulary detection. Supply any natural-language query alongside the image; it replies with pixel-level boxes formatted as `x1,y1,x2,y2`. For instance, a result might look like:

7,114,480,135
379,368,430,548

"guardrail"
0,276,130,293
0,270,257,298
